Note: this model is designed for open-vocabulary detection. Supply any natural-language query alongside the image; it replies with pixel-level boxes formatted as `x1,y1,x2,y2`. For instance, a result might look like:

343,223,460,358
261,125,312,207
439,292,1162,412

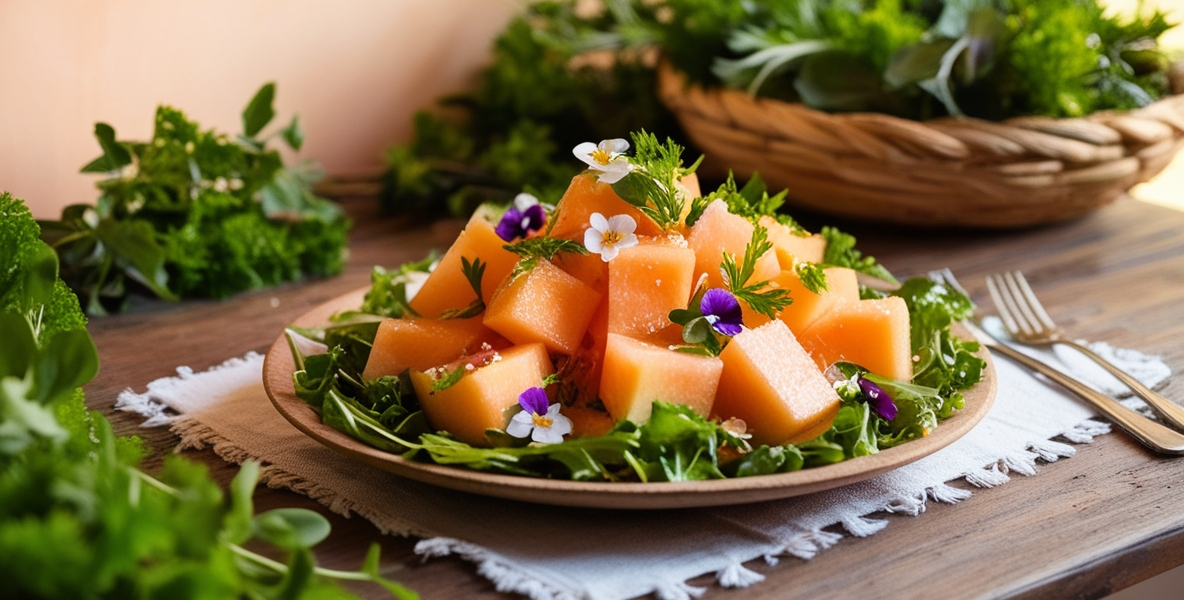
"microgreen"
608,131,704,231
795,261,830,295
720,225,791,319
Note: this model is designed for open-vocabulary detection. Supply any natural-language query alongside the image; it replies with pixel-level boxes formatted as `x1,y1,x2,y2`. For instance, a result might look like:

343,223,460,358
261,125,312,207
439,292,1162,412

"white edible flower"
584,212,639,262
573,138,632,184
506,387,573,444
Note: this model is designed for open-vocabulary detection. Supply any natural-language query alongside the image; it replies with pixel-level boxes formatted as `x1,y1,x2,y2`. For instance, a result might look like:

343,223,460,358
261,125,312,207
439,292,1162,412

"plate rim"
262,287,997,509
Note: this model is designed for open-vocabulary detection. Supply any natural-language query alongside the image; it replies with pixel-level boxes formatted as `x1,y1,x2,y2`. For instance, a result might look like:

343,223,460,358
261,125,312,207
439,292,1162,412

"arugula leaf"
821,226,897,284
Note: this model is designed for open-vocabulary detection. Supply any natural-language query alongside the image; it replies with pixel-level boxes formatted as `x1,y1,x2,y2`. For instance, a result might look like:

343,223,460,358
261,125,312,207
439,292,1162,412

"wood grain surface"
83,195,1184,599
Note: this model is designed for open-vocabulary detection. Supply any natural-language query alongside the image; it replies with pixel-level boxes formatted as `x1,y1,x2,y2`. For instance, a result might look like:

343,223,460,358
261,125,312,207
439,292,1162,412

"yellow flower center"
601,230,624,246
532,414,554,429
589,148,613,166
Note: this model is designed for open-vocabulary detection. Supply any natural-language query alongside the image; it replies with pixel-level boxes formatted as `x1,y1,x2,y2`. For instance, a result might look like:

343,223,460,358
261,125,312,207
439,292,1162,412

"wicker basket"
657,62,1184,228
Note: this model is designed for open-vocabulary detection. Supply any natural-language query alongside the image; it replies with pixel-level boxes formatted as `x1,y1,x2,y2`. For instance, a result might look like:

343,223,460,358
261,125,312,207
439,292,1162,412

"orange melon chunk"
547,173,662,241
362,317,506,380
711,320,841,446
564,406,615,438
687,200,780,290
410,343,554,447
409,214,519,319
776,266,859,334
599,333,722,424
552,250,609,296
796,296,914,381
607,239,696,338
484,260,602,355
760,216,826,269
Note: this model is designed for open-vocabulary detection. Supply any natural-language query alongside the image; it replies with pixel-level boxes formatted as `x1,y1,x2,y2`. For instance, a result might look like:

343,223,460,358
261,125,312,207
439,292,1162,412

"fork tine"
1012,271,1058,331
928,268,971,298
986,274,1028,336
985,274,1022,336
1003,271,1045,335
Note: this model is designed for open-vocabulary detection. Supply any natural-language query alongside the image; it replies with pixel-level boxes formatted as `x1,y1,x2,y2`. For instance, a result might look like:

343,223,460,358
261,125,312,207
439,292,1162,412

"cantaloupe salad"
362,155,915,451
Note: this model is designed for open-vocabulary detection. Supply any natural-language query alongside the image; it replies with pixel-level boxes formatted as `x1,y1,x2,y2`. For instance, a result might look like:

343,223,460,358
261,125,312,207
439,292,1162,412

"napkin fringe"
716,561,765,588
653,580,707,600
415,538,582,600
841,515,889,537
927,482,973,504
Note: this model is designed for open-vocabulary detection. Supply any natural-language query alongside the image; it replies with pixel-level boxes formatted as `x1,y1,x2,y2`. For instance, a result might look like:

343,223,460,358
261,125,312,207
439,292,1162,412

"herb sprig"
607,131,704,231
720,225,791,319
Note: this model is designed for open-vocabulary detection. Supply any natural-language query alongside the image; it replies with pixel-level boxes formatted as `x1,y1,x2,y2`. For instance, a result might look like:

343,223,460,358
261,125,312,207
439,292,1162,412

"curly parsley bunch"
41,83,349,315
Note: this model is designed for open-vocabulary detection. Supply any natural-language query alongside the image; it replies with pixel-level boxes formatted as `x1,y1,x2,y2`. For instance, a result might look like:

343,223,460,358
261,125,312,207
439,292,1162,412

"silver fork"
986,271,1184,432
929,269,1184,455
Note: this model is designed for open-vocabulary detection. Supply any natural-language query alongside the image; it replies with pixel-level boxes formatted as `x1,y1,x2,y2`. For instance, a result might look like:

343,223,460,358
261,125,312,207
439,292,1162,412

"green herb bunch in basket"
41,83,350,315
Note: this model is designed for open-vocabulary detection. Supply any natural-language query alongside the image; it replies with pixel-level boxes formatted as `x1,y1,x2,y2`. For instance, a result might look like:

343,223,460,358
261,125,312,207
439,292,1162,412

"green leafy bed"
40,84,350,316
291,138,986,483
1,193,412,599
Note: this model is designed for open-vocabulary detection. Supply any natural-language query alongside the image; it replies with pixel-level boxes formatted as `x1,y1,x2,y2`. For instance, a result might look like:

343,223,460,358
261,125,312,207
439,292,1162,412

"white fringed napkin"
116,319,1171,600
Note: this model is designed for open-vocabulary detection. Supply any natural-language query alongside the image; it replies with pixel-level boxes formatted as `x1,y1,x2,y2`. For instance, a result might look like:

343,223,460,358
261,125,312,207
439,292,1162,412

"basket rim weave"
657,62,1184,228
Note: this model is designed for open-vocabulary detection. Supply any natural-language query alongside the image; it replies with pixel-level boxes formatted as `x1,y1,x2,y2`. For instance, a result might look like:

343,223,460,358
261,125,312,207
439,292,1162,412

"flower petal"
506,412,535,438
616,233,639,251
573,142,599,167
495,207,526,241
593,163,631,184
701,288,744,336
513,192,539,211
600,138,630,155
532,426,566,445
584,228,605,254
859,378,898,421
589,212,609,233
606,214,638,235
599,244,619,262
518,387,550,416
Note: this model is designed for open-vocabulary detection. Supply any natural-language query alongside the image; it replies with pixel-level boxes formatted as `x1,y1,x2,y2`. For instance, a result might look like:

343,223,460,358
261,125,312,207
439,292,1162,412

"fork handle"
989,343,1184,455
1055,339,1184,432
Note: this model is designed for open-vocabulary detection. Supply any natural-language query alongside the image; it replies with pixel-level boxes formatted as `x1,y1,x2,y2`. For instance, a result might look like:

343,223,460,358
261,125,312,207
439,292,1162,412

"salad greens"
1,193,413,599
39,83,350,316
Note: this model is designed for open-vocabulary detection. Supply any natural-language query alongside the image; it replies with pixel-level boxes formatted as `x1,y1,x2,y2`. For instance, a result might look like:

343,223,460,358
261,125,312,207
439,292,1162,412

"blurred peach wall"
0,0,518,219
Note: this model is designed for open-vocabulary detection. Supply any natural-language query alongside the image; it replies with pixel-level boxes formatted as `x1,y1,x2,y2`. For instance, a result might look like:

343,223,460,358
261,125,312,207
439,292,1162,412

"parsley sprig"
609,131,704,231
720,225,791,319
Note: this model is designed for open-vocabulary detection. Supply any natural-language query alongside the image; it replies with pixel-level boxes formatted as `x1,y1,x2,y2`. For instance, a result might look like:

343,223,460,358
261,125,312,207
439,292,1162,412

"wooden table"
84,195,1184,599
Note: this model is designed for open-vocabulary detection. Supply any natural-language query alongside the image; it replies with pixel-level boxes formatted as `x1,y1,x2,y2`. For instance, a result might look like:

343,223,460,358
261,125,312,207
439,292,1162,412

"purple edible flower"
518,386,550,416
495,194,546,241
859,378,898,421
701,288,744,336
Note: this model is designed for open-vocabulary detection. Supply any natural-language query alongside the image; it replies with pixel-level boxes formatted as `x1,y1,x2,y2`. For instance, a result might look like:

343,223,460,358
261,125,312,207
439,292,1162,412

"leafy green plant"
1,193,413,599
40,83,350,315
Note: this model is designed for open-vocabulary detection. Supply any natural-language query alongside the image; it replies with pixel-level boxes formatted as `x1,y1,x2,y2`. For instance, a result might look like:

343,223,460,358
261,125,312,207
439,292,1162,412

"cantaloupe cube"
552,250,609,295
688,200,780,290
483,260,602,355
607,239,696,338
760,216,826,269
409,214,520,319
711,320,841,446
548,174,663,241
776,266,859,334
599,333,722,424
795,296,914,381
564,406,615,438
362,317,507,380
410,343,554,446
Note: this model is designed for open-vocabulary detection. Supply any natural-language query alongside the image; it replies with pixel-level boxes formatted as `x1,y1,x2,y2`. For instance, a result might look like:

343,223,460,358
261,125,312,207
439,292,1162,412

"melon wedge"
760,216,826,269
484,259,602,355
776,266,859,334
711,320,841,446
599,333,722,424
363,317,506,380
410,343,554,447
410,213,520,319
607,239,696,338
687,200,780,290
795,296,914,381
547,173,662,241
